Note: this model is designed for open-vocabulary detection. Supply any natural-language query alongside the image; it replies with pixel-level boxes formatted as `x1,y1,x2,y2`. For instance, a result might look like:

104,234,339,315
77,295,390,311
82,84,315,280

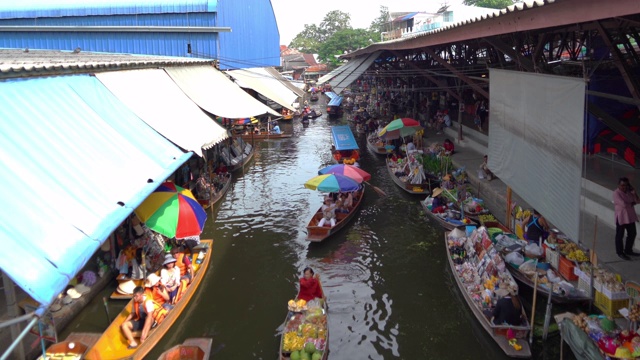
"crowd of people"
317,192,357,227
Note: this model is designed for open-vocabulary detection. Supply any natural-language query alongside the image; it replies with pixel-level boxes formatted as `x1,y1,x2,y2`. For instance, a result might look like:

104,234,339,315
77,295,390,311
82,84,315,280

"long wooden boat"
81,240,213,360
386,158,438,195
39,333,100,360
366,133,389,156
278,288,328,359
157,337,213,360
302,110,322,121
229,147,255,173
197,172,232,210
238,132,293,141
306,187,364,242
445,231,531,358
420,197,475,231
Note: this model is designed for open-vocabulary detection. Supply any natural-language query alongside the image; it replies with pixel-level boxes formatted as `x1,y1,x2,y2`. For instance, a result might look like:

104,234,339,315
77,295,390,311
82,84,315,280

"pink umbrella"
318,164,372,183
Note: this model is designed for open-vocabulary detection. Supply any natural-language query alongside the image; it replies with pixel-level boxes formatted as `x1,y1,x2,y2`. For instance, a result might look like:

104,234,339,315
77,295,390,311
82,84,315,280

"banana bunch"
566,249,588,262
514,208,532,220
558,243,579,255
479,214,496,224
282,331,305,352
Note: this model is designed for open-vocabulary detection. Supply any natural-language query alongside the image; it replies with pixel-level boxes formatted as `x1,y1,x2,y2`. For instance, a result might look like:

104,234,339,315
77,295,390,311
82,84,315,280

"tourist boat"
302,110,322,121
238,132,293,141
330,125,360,165
278,286,328,359
80,240,213,360
386,158,438,195
158,337,213,360
420,197,476,231
197,172,232,210
306,186,364,242
39,333,100,360
309,93,319,102
366,133,389,156
325,92,343,120
445,230,531,358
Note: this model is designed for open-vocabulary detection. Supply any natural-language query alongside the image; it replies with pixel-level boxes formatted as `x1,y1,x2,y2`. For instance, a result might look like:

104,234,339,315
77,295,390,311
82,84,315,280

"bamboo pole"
529,271,539,345
506,187,512,231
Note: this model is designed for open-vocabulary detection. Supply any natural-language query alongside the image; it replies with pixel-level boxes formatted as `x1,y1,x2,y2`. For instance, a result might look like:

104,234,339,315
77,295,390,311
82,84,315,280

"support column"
2,272,25,360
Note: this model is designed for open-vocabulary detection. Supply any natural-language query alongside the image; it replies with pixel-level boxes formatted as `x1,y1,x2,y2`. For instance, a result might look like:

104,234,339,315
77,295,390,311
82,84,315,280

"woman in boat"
298,267,324,302
144,273,172,310
160,254,185,304
120,286,168,349
170,246,194,284
523,209,549,243
317,198,337,227
196,172,213,200
491,288,523,326
430,187,447,214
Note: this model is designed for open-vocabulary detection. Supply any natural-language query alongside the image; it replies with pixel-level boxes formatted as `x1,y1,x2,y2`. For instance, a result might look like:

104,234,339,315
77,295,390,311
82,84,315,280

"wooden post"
506,187,512,231
529,271,539,345
2,272,25,360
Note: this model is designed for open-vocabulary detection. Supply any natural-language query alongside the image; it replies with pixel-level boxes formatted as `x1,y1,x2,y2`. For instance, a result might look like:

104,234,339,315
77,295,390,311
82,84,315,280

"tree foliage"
368,6,390,41
289,24,322,54
289,10,352,54
462,0,515,9
319,10,352,41
317,28,375,66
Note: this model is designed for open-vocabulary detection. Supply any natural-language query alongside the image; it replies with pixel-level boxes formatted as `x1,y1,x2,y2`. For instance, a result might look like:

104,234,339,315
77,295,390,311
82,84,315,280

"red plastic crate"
558,256,578,281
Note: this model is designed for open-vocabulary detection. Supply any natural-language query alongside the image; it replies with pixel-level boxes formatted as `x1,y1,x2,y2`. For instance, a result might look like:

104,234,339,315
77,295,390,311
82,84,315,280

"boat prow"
157,337,213,360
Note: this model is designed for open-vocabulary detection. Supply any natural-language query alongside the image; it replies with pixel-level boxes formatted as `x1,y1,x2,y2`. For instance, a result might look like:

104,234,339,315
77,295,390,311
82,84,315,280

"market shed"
0,0,280,69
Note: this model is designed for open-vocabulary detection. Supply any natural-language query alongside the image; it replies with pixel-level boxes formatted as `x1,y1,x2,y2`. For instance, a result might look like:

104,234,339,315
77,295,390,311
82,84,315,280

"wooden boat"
302,110,322,121
197,172,232,210
366,133,389,156
157,337,213,360
39,333,100,360
445,231,532,358
278,288,328,359
227,139,255,173
238,132,293,141
331,149,360,165
330,126,359,165
81,240,213,360
306,187,364,242
386,158,438,195
420,197,476,231
309,93,319,102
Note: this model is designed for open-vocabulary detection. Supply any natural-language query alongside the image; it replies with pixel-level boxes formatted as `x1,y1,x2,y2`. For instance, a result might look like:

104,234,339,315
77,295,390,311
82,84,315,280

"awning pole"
0,311,36,329
2,272,25,359
0,317,37,360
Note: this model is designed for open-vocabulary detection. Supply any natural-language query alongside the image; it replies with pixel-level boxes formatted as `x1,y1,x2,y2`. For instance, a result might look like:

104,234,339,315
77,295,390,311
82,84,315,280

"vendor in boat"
160,254,186,304
196,172,213,200
271,123,282,135
318,197,337,227
298,267,324,302
523,209,549,243
490,288,523,326
120,286,168,349
441,174,455,190
144,273,172,310
170,246,194,284
215,161,228,175
430,187,448,214
443,139,455,155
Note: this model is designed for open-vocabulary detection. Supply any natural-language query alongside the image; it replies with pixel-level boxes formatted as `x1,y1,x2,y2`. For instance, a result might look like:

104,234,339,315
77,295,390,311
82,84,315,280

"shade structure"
304,174,361,193
378,118,422,140
134,182,207,239
318,164,371,183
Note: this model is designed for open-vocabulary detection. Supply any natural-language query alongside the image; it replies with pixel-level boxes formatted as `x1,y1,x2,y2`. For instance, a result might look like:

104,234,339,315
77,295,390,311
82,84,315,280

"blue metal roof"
0,0,217,19
328,94,343,107
331,125,359,150
0,74,191,311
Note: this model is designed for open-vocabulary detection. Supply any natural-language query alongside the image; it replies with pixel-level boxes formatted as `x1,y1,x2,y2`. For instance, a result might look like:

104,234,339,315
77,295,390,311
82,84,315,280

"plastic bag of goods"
525,243,543,257
504,252,524,266
519,259,537,274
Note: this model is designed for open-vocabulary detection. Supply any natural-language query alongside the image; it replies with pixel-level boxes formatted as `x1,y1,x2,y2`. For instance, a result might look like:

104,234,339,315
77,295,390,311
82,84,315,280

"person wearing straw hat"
430,187,447,214
441,174,455,190
144,273,171,310
490,287,523,326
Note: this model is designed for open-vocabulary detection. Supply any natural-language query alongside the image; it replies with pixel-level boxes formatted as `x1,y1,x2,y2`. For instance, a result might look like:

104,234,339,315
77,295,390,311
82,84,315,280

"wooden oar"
364,181,386,197
529,271,539,345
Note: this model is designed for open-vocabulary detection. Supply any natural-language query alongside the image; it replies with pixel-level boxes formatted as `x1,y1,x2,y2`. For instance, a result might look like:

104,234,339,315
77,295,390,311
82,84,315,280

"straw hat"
163,254,177,266
117,280,136,295
66,287,82,299
144,273,161,288
62,295,74,305
74,284,91,295
49,300,62,313
432,187,443,197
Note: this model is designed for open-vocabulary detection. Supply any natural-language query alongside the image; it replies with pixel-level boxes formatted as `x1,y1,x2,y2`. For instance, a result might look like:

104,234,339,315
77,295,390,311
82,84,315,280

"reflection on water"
62,100,564,360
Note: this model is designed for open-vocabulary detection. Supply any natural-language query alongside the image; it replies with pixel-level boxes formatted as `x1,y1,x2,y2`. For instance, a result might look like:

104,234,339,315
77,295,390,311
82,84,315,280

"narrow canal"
60,101,569,359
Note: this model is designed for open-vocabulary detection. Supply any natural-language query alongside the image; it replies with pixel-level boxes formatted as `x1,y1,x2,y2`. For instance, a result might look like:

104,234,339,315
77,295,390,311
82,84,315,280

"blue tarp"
331,125,359,150
0,75,191,312
325,91,337,100
328,95,343,107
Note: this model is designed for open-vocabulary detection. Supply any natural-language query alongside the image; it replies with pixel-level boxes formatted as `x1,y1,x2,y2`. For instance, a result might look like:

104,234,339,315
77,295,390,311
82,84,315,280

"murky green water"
60,100,571,359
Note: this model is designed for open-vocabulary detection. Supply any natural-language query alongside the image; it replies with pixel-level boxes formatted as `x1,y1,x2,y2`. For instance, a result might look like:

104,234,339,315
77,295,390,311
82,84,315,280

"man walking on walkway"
613,177,640,260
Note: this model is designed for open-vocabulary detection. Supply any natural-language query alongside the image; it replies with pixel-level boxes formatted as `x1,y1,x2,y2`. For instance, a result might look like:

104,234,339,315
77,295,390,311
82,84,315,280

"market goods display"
568,312,640,358
288,299,307,312
629,304,640,322
478,214,497,224
281,299,327,359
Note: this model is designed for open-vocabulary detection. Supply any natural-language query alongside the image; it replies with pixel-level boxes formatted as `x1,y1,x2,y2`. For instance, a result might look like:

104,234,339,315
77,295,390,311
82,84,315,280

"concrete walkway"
422,122,640,286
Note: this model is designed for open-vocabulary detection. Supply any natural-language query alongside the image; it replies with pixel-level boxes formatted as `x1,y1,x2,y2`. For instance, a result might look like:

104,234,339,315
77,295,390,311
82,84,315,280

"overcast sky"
270,0,466,45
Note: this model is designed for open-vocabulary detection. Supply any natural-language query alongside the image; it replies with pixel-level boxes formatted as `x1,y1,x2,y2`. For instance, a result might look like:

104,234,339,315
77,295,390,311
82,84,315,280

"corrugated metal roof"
0,49,211,79
0,0,217,19
0,74,191,308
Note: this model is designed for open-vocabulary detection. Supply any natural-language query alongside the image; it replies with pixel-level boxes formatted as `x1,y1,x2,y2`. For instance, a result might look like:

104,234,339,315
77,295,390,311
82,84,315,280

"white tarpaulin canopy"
96,69,229,156
164,66,280,118
488,68,585,242
226,67,299,111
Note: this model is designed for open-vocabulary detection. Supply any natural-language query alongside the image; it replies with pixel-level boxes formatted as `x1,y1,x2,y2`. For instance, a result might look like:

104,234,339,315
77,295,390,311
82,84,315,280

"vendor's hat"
49,301,62,313
117,280,136,295
144,273,161,288
75,284,91,295
443,174,451,181
66,287,82,299
432,187,443,197
163,254,177,266
62,295,74,305
494,288,509,298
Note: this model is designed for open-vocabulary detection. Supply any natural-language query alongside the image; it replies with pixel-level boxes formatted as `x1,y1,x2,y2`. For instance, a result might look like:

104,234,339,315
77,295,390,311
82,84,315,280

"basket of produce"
288,299,307,312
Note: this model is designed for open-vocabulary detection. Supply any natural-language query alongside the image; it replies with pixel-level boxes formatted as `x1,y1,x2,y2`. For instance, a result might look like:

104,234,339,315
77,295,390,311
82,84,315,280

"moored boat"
330,125,360,165
224,138,255,173
386,158,438,195
366,133,390,156
238,132,293,141
306,186,364,242
39,333,100,360
445,229,531,358
420,196,476,231
81,240,213,360
196,172,232,210
157,337,213,360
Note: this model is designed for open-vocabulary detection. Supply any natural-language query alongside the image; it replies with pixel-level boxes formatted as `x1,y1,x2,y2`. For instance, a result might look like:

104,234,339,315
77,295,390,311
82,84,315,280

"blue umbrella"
304,174,360,192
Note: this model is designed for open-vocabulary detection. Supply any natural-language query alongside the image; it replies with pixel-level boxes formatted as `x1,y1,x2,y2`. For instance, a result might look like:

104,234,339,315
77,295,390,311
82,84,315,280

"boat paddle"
364,181,386,197
102,297,111,324
529,269,539,345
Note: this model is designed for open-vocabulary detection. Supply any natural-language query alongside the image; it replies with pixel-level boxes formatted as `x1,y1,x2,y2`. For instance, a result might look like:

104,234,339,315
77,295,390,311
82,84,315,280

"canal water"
60,101,570,359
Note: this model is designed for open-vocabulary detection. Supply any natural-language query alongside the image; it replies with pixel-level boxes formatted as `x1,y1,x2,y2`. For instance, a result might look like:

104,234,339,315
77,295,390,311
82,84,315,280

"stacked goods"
629,303,640,322
569,312,640,358
282,300,327,358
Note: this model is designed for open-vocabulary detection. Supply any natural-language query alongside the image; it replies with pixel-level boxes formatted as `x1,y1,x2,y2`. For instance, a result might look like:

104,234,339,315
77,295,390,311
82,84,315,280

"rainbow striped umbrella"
134,182,207,239
304,174,361,193
317,164,371,183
